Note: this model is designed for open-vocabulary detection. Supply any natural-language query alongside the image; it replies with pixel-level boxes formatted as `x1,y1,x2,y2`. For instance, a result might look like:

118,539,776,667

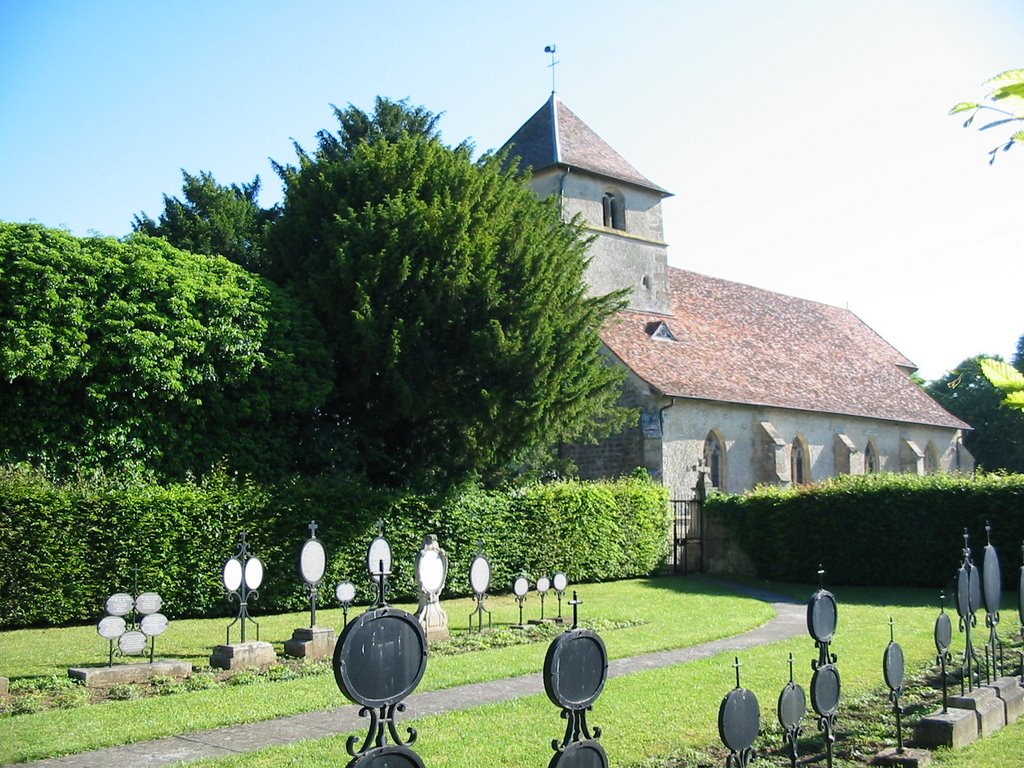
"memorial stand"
285,521,337,660
807,569,840,768
210,532,275,670
468,540,492,633
414,534,450,642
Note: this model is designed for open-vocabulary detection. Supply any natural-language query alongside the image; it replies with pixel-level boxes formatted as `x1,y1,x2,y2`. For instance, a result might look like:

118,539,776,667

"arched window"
925,442,940,475
790,438,807,485
703,431,725,491
602,190,625,230
865,442,879,474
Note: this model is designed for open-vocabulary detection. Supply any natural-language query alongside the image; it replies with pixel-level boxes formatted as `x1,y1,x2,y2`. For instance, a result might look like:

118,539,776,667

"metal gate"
671,495,703,574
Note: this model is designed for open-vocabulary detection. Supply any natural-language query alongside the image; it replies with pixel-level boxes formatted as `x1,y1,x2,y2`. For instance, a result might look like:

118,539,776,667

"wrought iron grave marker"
718,657,759,768
553,571,569,624
336,580,356,628
511,574,530,630
808,569,840,768
934,591,954,713
222,531,263,644
981,522,1003,682
97,571,168,665
955,529,981,693
776,652,805,768
468,540,492,633
882,617,906,753
298,520,327,627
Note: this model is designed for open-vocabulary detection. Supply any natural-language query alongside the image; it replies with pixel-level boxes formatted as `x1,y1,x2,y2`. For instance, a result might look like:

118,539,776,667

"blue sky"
2,0,1022,381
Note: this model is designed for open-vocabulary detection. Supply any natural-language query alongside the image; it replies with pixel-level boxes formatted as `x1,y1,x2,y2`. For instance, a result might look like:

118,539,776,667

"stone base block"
913,707,978,749
0,676,8,695
985,676,1024,724
416,603,449,643
948,686,1005,737
872,746,933,767
68,660,192,687
209,641,276,670
284,626,336,660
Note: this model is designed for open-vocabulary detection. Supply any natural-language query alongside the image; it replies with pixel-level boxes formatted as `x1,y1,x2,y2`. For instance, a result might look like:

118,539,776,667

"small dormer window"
646,320,675,341
602,190,625,230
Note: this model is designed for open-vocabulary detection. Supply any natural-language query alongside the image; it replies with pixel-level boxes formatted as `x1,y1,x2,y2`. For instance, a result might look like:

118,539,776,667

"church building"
502,95,972,499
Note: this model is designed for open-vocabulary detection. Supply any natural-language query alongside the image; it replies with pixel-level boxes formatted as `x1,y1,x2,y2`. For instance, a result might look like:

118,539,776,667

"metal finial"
569,590,581,628
985,521,992,545
544,44,559,94
787,652,795,683
939,590,946,613
733,656,742,689
889,616,895,643
309,519,318,538
376,519,384,536
817,565,825,588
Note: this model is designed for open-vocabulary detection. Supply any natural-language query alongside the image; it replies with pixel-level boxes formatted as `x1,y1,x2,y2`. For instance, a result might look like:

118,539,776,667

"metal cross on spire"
544,44,559,94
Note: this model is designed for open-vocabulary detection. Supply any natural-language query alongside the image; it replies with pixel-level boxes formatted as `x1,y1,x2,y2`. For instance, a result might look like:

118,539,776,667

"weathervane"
544,44,559,94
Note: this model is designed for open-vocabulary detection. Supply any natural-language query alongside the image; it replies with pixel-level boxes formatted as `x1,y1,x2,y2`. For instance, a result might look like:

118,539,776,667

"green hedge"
0,467,669,628
706,473,1024,588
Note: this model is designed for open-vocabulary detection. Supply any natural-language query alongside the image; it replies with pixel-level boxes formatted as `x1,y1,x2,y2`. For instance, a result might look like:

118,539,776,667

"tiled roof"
600,267,970,430
501,95,669,195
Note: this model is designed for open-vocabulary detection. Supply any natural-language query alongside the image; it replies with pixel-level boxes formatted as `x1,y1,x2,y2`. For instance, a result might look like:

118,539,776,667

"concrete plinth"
913,707,978,748
209,641,276,670
416,602,449,643
283,626,336,660
0,676,8,695
68,660,192,687
984,676,1024,724
948,686,1005,737
872,746,933,767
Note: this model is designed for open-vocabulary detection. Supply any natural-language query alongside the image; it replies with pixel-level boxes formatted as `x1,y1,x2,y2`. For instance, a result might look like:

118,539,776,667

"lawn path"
24,580,803,768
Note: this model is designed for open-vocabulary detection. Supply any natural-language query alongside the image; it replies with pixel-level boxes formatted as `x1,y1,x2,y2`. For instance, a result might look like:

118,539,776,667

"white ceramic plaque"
97,615,126,640
418,550,445,593
299,539,327,585
469,556,491,594
367,536,392,576
553,571,568,592
105,592,134,617
513,576,530,597
118,630,148,655
244,557,264,590
536,576,551,593
223,557,243,591
140,612,169,637
135,591,162,615
336,580,356,604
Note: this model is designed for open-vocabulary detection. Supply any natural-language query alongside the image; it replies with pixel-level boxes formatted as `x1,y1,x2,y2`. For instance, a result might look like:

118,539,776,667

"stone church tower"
501,94,673,315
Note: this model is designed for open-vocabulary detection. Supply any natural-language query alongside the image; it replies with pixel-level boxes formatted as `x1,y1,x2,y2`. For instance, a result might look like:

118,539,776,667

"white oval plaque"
135,591,162,615
367,536,392,576
223,557,243,592
97,615,126,640
299,539,327,585
105,592,134,617
244,557,264,590
470,556,491,595
336,580,356,604
118,630,148,655
553,571,569,592
513,576,530,597
537,576,551,594
418,550,445,593
140,612,169,637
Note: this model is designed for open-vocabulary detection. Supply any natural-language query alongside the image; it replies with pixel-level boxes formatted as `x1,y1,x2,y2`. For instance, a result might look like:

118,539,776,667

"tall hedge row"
0,467,669,628
706,473,1024,588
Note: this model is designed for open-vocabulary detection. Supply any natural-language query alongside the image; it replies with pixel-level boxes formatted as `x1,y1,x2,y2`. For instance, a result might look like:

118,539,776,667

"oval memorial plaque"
550,739,609,768
354,745,426,768
811,664,841,716
367,536,392,577
336,580,356,605
135,591,162,615
299,539,327,585
105,592,134,617
807,589,838,644
244,556,264,590
118,630,148,655
983,544,1001,615
98,615,127,640
969,563,982,615
543,628,608,711
777,681,806,729
718,687,760,753
883,641,905,691
513,575,530,598
553,571,569,593
223,557,243,592
334,607,428,708
469,555,491,595
537,576,551,594
417,550,445,594
934,611,953,654
141,612,169,637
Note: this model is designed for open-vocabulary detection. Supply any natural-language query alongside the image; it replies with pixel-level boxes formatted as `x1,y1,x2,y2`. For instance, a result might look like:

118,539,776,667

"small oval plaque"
777,681,806,729
417,550,445,594
135,591,162,615
543,628,608,710
105,592,134,617
97,615,126,640
141,612,169,637
718,687,761,753
983,544,1001,615
367,536,392,577
223,557,243,592
118,630,148,655
336,581,356,604
811,664,841,716
537,576,551,593
550,739,608,768
334,607,428,707
354,745,426,768
299,539,327,585
934,612,953,654
244,557,264,590
513,576,530,598
884,641,905,691
969,563,982,616
807,589,838,644
469,555,491,595
553,571,569,593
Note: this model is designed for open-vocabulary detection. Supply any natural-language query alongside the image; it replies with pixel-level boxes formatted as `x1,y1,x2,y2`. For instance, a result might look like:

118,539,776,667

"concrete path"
25,581,805,767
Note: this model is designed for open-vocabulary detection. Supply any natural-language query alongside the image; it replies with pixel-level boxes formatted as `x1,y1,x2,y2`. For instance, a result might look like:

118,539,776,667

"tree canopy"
0,222,331,480
266,99,632,488
950,68,1024,163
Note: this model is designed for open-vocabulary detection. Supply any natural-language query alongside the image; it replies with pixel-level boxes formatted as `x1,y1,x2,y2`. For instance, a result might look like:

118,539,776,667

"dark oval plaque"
549,738,609,768
777,681,806,729
934,611,952,654
543,628,608,710
969,563,982,615
353,745,426,768
718,687,760,753
811,664,841,716
333,607,427,708
983,544,1001,615
807,589,838,643
883,641,905,691
956,564,971,618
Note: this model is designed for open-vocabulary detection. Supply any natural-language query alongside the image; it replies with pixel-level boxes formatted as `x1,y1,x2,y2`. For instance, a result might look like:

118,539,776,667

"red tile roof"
600,267,970,429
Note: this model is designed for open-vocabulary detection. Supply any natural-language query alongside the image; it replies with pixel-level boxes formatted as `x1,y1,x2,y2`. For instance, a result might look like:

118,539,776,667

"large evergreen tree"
266,99,632,488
